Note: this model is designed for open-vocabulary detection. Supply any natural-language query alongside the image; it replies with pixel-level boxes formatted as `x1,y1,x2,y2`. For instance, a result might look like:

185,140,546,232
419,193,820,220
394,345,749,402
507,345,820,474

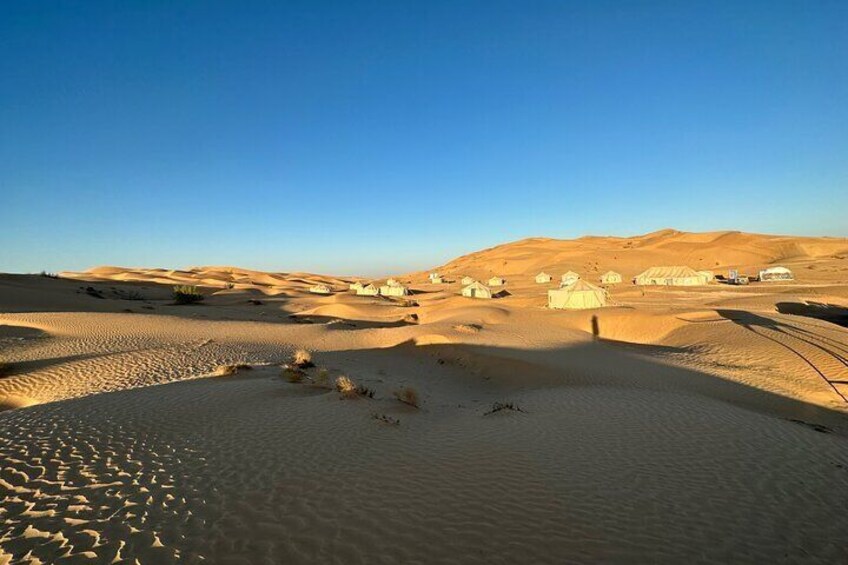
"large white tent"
759,266,794,281
461,281,492,299
634,266,704,286
548,280,608,310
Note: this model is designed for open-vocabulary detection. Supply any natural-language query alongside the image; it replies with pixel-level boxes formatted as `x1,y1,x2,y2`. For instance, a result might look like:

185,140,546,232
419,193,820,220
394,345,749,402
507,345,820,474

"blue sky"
1,1,846,275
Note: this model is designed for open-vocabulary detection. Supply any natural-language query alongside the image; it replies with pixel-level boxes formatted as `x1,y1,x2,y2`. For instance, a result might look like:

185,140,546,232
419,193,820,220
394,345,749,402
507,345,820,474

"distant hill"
425,229,848,281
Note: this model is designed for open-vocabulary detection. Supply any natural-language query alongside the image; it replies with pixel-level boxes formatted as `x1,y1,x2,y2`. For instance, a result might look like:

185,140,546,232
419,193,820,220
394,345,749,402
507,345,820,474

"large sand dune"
2,229,847,563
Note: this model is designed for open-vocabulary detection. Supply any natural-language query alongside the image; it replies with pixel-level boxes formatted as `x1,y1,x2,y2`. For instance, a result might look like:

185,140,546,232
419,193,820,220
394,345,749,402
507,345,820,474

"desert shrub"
115,289,145,301
215,363,252,376
291,349,314,368
484,401,524,415
393,387,419,408
84,286,105,299
282,365,306,383
372,413,400,426
355,385,375,398
173,285,204,305
312,368,330,388
335,375,356,396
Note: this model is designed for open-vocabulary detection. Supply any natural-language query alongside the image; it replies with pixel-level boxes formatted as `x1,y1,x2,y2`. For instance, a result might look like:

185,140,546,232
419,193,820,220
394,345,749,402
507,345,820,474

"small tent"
535,272,552,283
309,284,332,295
386,278,401,287
600,271,622,285
697,270,715,283
461,276,475,285
461,281,492,299
488,276,506,286
634,266,704,286
349,281,364,292
380,284,409,297
548,280,608,310
561,271,580,286
356,283,379,296
428,272,443,284
759,266,794,282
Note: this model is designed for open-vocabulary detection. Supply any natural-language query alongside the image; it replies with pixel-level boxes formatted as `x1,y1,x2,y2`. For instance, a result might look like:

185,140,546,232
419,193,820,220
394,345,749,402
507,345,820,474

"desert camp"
759,266,794,281
634,266,705,286
461,280,493,299
600,271,622,285
379,283,409,297
535,272,552,283
561,271,580,286
355,283,379,296
308,284,332,294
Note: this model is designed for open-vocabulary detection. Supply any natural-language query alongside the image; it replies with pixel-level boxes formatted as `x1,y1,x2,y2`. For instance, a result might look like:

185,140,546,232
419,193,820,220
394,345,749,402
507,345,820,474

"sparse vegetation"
291,349,314,368
282,364,306,383
484,401,524,415
334,375,374,398
372,413,400,426
40,271,59,279
215,363,252,376
173,285,204,305
115,289,145,301
312,368,330,388
393,386,420,408
84,286,105,299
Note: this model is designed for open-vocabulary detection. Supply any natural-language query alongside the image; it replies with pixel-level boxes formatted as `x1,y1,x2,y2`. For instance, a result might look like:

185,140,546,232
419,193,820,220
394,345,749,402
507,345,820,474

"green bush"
173,285,204,305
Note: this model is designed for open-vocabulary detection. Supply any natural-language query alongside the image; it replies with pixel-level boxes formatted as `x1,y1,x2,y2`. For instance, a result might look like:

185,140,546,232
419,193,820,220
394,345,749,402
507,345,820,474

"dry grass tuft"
215,363,252,376
282,364,307,383
335,375,356,395
173,285,204,305
393,386,420,408
292,349,314,368
312,368,331,388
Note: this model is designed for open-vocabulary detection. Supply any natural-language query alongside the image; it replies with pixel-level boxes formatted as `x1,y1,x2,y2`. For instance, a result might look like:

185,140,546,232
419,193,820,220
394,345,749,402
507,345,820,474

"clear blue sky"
2,1,846,276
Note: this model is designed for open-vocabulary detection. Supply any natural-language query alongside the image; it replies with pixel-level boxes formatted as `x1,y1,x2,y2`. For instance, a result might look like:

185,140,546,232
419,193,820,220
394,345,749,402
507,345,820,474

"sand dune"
3,229,848,563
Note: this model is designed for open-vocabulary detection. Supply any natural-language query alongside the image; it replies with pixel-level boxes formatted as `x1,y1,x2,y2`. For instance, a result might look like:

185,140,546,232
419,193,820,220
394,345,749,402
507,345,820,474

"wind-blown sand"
2,230,847,563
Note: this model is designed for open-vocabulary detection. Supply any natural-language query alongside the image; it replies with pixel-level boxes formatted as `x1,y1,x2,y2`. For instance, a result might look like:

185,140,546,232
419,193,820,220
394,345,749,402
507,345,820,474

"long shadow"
320,339,848,435
716,309,848,404
776,301,848,329
287,314,416,330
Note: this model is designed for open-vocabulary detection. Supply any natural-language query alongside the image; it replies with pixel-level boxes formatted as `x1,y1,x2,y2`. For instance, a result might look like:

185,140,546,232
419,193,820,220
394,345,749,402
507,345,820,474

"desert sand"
2,229,848,563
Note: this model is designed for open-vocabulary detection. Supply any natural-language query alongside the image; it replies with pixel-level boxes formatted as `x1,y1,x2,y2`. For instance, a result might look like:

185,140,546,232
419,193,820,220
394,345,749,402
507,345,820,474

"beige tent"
349,281,364,291
561,271,580,286
600,271,622,285
548,280,608,310
309,284,332,295
488,276,506,286
386,278,401,287
356,283,379,296
535,272,552,283
697,270,715,283
461,276,475,285
428,272,443,284
461,281,492,299
759,266,794,281
380,284,409,297
634,266,704,286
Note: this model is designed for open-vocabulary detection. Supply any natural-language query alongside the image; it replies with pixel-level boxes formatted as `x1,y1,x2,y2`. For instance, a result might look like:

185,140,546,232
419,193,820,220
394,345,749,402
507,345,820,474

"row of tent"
534,271,622,285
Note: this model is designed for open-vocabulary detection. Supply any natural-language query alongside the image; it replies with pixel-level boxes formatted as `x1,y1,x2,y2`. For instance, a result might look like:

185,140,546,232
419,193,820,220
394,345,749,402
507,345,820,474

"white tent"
759,266,794,281
697,270,715,283
349,281,364,291
461,276,475,286
561,271,580,286
535,272,552,283
386,278,401,287
548,280,608,310
634,266,704,286
461,281,492,299
356,284,379,296
600,271,622,285
309,284,332,295
429,272,443,284
380,284,409,297
488,276,506,286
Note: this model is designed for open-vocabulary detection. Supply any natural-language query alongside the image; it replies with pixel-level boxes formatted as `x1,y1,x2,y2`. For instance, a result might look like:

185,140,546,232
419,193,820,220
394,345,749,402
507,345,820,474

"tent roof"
761,266,792,273
464,281,490,291
636,266,701,279
602,270,620,277
557,279,605,293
